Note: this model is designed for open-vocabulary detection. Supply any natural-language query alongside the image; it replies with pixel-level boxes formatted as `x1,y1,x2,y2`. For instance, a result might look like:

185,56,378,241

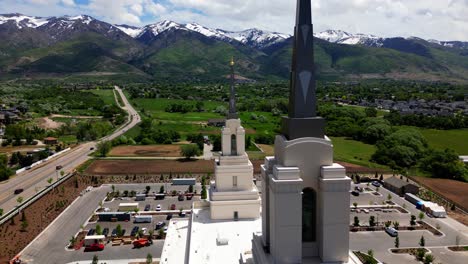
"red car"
85,243,104,252
133,239,151,248
170,204,176,210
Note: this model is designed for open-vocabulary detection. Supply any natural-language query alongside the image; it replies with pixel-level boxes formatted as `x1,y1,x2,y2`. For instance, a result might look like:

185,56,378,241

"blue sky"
0,0,467,41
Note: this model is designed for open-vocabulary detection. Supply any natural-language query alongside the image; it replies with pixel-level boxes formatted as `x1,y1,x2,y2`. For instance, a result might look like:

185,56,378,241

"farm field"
89,89,118,106
85,159,265,175
413,176,468,212
109,145,183,157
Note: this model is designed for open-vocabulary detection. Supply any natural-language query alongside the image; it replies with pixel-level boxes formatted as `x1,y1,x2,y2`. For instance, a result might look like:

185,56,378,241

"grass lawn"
330,137,387,168
59,135,78,144
416,128,468,154
89,89,117,106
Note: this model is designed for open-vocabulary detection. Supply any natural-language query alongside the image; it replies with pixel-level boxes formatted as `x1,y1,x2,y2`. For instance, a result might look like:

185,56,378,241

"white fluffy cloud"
0,0,467,41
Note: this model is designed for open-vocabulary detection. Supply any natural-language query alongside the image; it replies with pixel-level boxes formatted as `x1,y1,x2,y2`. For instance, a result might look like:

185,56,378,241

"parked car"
121,229,126,236
354,186,364,192
131,226,140,237
170,204,176,210
25,166,32,170
351,191,360,196
14,189,24,195
111,229,118,237
155,222,166,230
163,226,168,233
102,228,109,237
166,214,173,221
179,211,186,217
141,227,148,235
87,229,95,236
156,204,161,211
372,181,381,187
133,238,151,248
144,204,151,211
385,227,398,237
85,243,104,252
178,195,185,201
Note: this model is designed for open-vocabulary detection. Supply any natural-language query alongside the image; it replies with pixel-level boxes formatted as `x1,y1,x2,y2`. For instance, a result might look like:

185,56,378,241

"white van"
385,227,398,237
134,215,152,223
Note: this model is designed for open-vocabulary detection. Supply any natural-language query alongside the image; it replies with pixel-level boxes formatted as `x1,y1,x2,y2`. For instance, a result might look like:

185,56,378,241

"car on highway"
85,243,104,252
102,228,109,237
155,222,166,230
14,189,24,195
130,226,139,237
372,181,381,187
55,165,63,170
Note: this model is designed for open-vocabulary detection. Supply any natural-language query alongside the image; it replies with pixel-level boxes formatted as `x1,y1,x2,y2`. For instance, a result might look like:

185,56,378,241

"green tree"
95,224,102,235
420,148,466,181
365,107,378,118
20,220,28,231
353,216,360,227
17,196,23,204
353,202,358,209
395,236,399,248
393,221,399,229
180,144,201,160
387,193,392,201
416,248,426,261
146,185,151,193
410,215,417,227
92,255,99,264
47,178,53,184
188,185,194,193
423,254,434,264
96,140,112,157
201,185,207,199
0,208,3,216
419,235,425,247
116,224,123,237
159,185,165,194
362,123,392,144
146,253,153,264
418,212,425,221
369,216,376,227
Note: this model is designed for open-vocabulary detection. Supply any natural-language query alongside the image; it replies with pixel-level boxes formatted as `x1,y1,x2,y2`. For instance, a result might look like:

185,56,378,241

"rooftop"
384,176,415,188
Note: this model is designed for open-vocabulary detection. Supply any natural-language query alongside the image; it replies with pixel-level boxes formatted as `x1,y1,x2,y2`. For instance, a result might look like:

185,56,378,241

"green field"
89,89,117,106
330,137,387,168
397,126,468,154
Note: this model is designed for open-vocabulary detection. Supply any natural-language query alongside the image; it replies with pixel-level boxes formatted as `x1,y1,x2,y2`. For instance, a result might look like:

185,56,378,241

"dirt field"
0,174,91,263
36,116,64,129
86,159,264,176
109,145,183,157
412,177,468,212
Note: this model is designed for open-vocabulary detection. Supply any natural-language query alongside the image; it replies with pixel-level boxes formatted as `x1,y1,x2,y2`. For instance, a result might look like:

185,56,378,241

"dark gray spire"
227,57,238,119
282,0,325,139
290,0,316,118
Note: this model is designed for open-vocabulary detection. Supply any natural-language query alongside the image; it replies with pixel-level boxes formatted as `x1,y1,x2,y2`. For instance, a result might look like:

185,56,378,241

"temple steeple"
282,0,325,140
227,57,238,119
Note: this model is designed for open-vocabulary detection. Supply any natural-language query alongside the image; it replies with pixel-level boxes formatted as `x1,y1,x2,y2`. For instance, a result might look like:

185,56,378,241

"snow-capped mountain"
314,29,384,47
0,13,48,28
115,24,143,38
132,20,290,49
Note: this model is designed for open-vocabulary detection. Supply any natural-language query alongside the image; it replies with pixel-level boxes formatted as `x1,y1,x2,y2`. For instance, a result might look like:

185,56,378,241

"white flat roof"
119,203,138,206
160,219,190,264
188,208,261,264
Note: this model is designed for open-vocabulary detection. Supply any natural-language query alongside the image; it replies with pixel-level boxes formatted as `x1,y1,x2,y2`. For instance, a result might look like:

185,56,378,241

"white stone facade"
253,135,351,263
210,118,260,220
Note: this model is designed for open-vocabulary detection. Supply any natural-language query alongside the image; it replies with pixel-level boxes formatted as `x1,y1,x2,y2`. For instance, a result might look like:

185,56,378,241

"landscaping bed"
0,174,91,262
109,145,183,157
391,248,428,256
353,251,378,264
448,246,468,251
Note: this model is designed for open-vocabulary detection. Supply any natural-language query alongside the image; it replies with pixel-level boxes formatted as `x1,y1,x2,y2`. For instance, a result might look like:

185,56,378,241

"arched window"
231,134,237,155
302,187,316,242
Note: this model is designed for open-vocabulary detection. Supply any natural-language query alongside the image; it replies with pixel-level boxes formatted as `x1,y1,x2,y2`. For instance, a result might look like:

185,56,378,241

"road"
0,86,140,215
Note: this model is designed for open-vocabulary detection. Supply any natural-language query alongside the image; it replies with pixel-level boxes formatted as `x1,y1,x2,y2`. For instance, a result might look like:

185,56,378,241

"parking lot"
349,182,468,264
20,183,201,264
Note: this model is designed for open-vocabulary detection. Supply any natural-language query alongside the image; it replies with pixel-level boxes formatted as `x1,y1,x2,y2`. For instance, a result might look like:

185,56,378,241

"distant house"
44,137,58,145
383,176,419,196
208,119,226,127
460,156,468,164
0,111,19,124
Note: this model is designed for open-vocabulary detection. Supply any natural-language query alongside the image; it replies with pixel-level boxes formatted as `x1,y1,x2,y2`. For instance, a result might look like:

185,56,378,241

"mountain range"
1,13,468,83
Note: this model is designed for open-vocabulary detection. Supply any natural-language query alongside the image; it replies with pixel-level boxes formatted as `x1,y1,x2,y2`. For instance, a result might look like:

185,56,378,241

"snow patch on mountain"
0,14,48,28
314,29,383,46
115,24,143,38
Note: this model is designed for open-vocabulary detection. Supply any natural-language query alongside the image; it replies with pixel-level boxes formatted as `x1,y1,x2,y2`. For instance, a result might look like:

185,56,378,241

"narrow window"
233,176,238,187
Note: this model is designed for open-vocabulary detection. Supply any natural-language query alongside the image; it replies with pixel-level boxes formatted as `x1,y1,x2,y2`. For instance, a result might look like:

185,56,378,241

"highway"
0,86,140,214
